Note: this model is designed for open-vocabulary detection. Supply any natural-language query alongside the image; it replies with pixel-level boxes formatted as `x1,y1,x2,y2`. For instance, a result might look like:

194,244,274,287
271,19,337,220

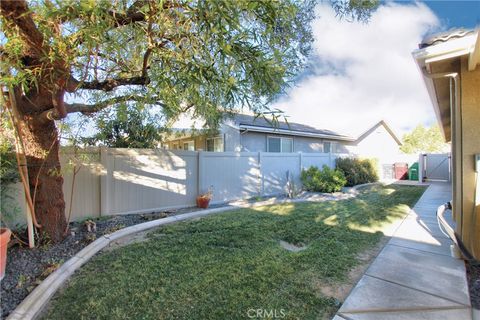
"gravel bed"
466,260,480,309
0,206,214,319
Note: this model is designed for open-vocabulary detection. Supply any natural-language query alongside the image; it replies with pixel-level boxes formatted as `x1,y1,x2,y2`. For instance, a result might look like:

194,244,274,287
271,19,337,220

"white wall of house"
352,125,403,164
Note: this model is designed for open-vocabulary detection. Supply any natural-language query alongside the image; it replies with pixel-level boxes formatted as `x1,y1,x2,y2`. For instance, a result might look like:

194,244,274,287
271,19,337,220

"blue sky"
263,1,479,137
415,1,480,29
178,1,479,136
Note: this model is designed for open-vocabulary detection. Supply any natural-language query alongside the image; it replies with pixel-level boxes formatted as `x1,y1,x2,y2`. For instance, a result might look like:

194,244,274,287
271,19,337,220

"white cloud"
273,2,440,137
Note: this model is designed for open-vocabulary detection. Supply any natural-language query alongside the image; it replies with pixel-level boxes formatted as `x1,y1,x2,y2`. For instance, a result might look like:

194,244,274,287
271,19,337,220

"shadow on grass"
43,185,426,320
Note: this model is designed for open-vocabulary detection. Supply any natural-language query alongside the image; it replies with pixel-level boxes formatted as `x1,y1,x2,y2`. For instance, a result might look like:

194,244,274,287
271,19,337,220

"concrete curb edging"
7,194,342,320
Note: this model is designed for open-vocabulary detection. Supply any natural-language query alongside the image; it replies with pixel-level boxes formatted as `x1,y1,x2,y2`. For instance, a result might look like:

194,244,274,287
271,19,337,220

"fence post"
299,152,303,172
259,152,264,196
418,153,424,182
100,148,113,216
198,151,204,194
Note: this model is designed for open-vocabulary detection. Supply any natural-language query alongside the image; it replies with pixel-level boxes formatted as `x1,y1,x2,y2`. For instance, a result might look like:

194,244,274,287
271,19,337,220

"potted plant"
196,186,213,209
0,227,11,280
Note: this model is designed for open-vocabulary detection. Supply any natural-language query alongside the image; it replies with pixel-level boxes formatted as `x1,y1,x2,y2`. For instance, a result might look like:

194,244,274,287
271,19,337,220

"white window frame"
267,136,293,153
183,140,195,151
206,136,224,152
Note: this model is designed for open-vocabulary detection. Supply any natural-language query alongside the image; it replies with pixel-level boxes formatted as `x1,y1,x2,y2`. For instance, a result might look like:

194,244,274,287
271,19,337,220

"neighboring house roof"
412,28,480,140
228,113,355,141
165,114,403,144
355,120,402,146
165,113,356,142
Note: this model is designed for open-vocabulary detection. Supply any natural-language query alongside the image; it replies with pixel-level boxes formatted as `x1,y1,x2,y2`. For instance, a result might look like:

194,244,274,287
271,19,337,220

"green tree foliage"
1,0,319,126
82,104,163,148
0,116,18,185
336,157,378,187
400,125,448,154
0,0,378,241
300,165,347,193
331,0,379,22
0,112,21,227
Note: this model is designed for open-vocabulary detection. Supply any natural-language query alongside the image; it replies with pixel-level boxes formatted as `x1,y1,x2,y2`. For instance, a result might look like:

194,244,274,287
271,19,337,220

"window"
172,143,179,150
267,137,293,153
323,142,336,153
206,136,224,152
183,141,194,151
323,142,331,153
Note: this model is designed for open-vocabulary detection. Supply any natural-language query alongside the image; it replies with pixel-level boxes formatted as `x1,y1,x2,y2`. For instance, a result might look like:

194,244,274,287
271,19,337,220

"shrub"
335,157,379,187
300,165,346,193
0,122,21,228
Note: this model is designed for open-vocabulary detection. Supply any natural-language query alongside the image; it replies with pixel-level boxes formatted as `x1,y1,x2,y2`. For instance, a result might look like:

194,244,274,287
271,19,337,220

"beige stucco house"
413,28,480,260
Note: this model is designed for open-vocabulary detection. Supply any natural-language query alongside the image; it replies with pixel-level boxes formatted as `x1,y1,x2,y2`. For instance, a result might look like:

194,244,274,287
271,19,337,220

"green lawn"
45,185,426,320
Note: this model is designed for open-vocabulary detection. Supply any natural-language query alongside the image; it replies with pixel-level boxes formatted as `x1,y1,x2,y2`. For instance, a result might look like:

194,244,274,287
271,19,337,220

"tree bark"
17,114,67,242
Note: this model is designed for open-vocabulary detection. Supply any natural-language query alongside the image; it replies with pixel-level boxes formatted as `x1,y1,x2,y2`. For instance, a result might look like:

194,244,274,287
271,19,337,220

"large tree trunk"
18,115,67,243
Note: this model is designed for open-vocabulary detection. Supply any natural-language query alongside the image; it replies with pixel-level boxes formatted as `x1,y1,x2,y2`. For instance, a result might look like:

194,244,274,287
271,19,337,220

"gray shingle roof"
227,113,350,138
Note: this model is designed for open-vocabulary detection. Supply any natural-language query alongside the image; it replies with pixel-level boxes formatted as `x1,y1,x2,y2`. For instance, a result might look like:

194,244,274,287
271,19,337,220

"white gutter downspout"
421,68,466,259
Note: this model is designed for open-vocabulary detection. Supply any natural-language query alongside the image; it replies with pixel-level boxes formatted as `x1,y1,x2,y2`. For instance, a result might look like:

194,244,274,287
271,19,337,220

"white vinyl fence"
4,148,346,224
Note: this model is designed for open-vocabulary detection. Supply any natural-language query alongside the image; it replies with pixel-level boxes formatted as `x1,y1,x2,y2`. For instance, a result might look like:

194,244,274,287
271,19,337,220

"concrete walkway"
335,182,472,320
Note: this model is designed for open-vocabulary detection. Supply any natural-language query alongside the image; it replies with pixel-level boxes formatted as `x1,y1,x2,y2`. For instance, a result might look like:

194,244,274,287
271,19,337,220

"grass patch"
44,185,425,320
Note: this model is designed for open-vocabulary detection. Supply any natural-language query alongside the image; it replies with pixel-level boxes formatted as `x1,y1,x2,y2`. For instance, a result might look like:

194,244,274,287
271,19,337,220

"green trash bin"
409,162,419,180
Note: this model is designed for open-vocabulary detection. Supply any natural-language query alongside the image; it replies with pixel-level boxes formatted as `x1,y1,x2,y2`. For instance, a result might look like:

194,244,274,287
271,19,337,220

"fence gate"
422,153,451,181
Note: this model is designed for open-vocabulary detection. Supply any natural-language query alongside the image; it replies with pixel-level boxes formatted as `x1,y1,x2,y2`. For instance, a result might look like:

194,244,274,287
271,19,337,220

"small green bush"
1,123,21,228
300,165,346,193
335,157,379,187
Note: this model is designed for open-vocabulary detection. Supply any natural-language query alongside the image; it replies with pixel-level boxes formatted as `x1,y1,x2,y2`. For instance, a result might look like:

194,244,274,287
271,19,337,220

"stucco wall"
164,124,240,152
221,123,242,152
460,57,480,258
165,136,206,151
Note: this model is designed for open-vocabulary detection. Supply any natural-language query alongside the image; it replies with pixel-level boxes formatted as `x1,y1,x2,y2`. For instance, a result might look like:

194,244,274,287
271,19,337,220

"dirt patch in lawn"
279,240,308,252
315,237,389,303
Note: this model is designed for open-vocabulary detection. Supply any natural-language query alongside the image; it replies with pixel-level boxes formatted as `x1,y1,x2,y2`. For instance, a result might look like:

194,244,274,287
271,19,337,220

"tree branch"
142,48,153,78
108,0,186,27
78,76,150,91
0,0,45,56
36,94,164,122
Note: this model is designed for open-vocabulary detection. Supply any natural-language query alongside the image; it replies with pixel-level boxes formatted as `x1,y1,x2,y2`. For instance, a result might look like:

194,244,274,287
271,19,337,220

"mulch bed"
0,206,210,319
466,260,480,309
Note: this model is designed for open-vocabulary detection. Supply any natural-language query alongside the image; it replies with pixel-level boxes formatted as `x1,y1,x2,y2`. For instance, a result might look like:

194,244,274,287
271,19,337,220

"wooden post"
4,87,35,247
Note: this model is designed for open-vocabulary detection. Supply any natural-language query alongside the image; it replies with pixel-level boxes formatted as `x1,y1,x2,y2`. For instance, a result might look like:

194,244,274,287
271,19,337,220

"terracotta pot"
0,228,11,281
196,196,211,209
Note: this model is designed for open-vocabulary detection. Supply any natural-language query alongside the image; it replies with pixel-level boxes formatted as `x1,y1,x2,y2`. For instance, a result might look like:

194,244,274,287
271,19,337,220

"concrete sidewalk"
335,182,472,320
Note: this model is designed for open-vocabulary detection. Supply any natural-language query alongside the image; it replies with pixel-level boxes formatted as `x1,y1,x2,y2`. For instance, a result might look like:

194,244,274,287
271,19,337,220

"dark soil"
466,260,480,309
0,206,213,319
